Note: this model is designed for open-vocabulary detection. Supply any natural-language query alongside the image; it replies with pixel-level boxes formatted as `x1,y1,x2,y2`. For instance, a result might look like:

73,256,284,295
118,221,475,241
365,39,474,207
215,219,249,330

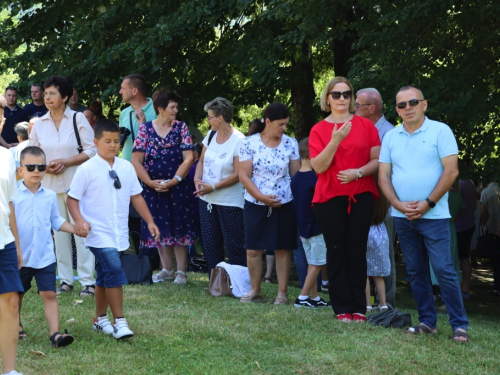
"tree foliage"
1,0,499,178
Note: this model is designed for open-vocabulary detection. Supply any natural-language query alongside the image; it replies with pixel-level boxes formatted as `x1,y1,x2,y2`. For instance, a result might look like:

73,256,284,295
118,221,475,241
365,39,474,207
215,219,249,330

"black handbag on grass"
120,250,152,285
367,308,412,328
475,225,500,259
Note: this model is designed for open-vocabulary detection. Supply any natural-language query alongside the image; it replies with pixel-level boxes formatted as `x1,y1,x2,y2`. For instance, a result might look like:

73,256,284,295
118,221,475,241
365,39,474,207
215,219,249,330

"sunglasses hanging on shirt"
109,170,122,189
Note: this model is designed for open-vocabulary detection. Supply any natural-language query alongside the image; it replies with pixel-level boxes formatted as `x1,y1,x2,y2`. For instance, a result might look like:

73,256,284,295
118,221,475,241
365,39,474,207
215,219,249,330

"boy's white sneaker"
4,371,23,375
113,318,134,340
93,316,114,335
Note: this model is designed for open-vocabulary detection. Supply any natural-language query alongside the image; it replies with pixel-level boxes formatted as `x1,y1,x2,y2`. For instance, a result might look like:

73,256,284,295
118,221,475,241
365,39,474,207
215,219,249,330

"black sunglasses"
109,170,121,189
23,164,47,172
329,91,352,100
396,99,425,109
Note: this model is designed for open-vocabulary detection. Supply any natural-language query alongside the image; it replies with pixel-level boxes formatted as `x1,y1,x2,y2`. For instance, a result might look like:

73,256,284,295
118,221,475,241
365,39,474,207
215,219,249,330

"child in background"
291,137,328,308
67,120,160,340
365,194,390,312
14,146,88,347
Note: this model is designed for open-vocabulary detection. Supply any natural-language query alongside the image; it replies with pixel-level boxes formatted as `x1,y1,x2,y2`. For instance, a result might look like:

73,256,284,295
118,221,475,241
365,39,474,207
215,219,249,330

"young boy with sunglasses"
67,119,160,340
14,146,87,347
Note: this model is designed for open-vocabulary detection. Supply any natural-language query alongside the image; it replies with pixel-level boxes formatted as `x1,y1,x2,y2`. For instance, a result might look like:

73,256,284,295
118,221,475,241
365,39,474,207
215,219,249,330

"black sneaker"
313,297,328,308
321,284,329,293
294,297,316,308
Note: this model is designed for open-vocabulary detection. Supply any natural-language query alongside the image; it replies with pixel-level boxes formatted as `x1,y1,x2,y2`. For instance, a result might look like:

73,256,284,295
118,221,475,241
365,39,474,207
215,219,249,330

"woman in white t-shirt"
0,95,24,375
194,97,246,274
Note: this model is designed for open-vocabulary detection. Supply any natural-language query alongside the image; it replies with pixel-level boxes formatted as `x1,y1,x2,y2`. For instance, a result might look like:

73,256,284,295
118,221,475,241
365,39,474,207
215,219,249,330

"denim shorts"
88,247,128,288
20,262,56,293
301,234,327,266
0,242,24,295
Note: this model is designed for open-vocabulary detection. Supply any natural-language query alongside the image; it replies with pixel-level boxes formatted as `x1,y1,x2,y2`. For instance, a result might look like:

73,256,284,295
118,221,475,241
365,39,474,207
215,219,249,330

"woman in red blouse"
309,77,380,322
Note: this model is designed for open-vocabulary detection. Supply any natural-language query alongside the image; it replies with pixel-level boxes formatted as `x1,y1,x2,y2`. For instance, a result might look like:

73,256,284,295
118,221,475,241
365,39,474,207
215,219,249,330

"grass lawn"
13,264,500,375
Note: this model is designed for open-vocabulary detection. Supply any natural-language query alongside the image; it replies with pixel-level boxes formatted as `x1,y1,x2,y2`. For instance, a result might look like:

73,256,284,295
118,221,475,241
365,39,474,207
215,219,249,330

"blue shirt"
374,115,394,142
119,98,157,162
379,117,458,219
13,183,66,268
2,105,29,144
23,102,48,118
291,170,322,238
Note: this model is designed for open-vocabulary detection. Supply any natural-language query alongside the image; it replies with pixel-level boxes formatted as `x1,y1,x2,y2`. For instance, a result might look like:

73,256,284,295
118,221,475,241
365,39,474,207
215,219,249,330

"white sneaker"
4,371,23,375
113,318,134,340
152,269,174,283
93,316,114,335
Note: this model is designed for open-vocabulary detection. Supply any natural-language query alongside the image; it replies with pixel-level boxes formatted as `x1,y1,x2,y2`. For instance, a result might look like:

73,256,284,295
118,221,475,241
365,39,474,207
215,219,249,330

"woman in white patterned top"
239,103,300,305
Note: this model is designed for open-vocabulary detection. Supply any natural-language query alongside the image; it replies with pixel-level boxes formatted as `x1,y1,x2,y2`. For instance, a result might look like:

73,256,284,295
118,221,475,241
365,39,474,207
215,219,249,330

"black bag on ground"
120,250,152,285
189,257,209,273
475,225,500,258
367,308,412,328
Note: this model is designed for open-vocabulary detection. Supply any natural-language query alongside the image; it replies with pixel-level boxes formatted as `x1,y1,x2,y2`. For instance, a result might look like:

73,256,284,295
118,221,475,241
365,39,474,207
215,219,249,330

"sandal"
405,324,437,335
262,277,272,283
379,305,389,311
80,285,95,297
353,313,367,323
56,282,73,295
452,329,470,342
366,306,373,313
19,323,27,339
336,313,352,322
273,295,289,305
50,329,74,348
173,271,187,285
240,292,262,303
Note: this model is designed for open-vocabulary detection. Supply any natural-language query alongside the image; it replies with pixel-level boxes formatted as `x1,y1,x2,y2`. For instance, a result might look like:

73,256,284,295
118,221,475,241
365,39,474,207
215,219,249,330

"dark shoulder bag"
73,113,83,154
367,307,412,328
207,130,216,146
120,245,153,285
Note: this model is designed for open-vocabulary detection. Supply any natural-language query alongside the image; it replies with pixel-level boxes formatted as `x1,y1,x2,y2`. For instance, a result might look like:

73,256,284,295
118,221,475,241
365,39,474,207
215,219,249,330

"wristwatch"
425,198,436,208
356,169,363,180
174,175,182,182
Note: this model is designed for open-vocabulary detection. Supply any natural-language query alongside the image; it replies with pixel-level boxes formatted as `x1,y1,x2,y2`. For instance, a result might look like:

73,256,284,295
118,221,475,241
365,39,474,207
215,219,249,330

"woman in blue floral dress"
132,90,195,284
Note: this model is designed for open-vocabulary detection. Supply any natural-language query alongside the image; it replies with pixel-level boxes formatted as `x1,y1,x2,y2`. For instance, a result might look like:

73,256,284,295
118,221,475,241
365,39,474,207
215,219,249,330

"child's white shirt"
14,183,65,268
68,155,142,251
0,148,18,249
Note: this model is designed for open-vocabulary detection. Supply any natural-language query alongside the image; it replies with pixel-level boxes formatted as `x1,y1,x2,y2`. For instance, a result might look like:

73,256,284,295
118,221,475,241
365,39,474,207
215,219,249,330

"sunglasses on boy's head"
329,91,352,100
22,164,47,172
109,170,121,189
396,99,425,109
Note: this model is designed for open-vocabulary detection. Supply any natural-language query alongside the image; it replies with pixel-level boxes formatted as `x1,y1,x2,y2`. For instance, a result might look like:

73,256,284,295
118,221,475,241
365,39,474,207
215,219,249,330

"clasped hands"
46,159,67,175
74,220,92,237
397,200,431,221
193,179,216,197
149,179,174,193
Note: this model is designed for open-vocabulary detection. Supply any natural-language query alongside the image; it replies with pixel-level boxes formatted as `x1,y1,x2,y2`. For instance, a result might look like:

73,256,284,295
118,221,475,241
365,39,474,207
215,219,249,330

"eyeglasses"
355,103,372,109
207,115,218,121
23,164,47,172
396,99,425,109
109,170,121,189
329,91,352,100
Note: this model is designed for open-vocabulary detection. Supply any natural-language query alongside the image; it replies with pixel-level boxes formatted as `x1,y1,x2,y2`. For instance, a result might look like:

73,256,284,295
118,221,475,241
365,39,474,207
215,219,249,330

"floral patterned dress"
133,120,196,248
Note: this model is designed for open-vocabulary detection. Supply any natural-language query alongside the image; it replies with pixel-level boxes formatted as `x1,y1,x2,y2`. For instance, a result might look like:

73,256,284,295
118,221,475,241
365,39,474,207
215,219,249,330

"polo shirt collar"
398,116,430,135
374,115,386,129
142,98,153,112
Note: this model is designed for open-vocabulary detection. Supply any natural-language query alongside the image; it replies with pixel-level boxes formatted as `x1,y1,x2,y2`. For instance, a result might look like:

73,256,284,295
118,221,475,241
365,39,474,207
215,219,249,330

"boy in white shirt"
67,119,159,340
14,146,86,347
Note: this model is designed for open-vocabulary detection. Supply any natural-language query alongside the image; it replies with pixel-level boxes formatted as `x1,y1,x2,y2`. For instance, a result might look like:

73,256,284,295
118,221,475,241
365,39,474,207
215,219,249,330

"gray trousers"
383,216,396,307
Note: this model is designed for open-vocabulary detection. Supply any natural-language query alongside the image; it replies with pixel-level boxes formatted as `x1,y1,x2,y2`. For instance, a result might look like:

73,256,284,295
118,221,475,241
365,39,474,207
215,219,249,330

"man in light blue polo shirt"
379,85,469,342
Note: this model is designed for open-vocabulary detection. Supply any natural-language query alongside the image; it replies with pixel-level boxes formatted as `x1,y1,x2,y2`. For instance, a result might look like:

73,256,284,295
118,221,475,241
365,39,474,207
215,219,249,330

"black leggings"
314,192,374,315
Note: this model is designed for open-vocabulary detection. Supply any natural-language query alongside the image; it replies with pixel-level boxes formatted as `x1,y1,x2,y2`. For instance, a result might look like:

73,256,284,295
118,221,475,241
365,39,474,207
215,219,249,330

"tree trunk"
290,42,318,141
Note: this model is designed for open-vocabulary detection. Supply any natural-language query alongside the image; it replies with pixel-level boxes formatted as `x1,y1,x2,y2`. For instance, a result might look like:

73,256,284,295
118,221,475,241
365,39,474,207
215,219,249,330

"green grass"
14,266,500,375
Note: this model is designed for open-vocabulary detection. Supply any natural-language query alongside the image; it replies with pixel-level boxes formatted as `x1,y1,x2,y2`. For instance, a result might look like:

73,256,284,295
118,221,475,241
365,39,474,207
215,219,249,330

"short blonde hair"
0,94,6,109
320,76,355,113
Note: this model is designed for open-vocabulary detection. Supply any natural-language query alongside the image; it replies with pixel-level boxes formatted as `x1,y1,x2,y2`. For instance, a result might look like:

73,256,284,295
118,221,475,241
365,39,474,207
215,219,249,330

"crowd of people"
1,72,488,375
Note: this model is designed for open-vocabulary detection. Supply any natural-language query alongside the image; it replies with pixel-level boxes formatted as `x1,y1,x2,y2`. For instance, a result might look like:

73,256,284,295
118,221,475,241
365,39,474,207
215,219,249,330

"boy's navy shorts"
20,262,57,293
